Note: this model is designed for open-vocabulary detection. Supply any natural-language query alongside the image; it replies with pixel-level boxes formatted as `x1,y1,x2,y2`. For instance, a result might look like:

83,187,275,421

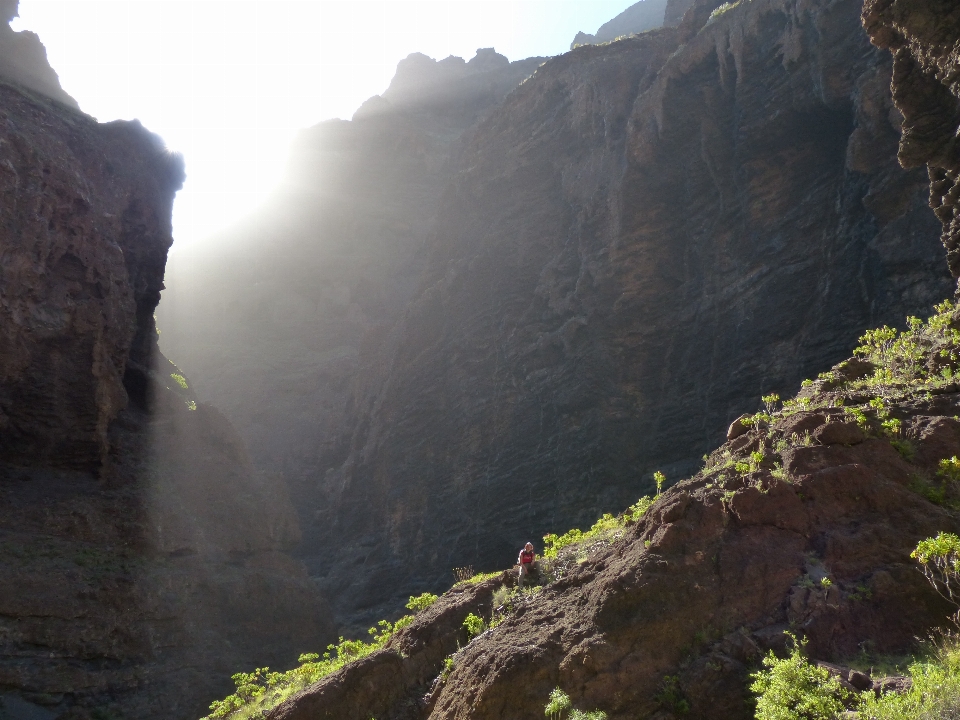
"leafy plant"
203,613,416,719
543,511,628,559
545,688,571,719
912,532,960,607
655,675,690,715
859,635,960,718
654,470,666,498
750,633,856,719
406,592,438,613
463,613,486,640
940,457,960,484
543,688,607,720
628,495,654,522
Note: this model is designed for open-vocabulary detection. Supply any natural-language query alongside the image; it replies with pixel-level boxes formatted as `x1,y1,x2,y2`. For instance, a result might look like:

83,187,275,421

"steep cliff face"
308,0,951,625
571,0,673,48
0,82,176,471
862,0,960,277
0,82,334,719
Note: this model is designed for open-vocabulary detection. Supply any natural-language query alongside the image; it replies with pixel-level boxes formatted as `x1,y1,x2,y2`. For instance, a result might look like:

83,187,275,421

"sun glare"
13,0,633,246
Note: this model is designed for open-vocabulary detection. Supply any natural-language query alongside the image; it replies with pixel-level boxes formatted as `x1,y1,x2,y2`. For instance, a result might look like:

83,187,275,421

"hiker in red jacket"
517,542,537,589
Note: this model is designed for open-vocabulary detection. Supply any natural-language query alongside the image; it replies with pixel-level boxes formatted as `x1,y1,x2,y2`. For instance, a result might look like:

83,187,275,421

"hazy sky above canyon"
14,0,635,246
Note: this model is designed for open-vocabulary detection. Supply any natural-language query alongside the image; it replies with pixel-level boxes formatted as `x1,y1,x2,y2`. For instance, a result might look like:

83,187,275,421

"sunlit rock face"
0,81,334,720
0,0,77,108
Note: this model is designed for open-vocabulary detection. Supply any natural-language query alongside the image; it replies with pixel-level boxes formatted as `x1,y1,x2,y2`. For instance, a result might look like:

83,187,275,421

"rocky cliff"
216,0,960,716
570,0,682,49
314,0,951,626
0,0,77,108
159,0,954,633
268,386,960,720
863,0,960,275
0,73,333,720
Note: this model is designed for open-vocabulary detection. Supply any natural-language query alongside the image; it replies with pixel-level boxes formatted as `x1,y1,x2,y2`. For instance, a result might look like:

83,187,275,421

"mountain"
160,0,951,632
0,24,334,720
570,0,690,49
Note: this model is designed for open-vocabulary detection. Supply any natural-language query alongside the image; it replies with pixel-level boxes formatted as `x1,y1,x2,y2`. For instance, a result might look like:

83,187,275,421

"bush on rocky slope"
752,532,960,719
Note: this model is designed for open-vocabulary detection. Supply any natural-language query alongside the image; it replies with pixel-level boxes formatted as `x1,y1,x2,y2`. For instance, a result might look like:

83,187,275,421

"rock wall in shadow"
159,0,952,635
310,0,952,627
0,80,334,720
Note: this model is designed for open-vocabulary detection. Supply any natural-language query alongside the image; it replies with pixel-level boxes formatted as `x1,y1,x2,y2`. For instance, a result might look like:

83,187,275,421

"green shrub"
545,688,571,719
406,592,438,613
202,614,415,719
912,532,960,606
543,511,627,559
939,457,960,484
543,688,606,720
750,634,856,719
463,613,486,640
628,495,654,522
655,675,690,715
860,637,960,718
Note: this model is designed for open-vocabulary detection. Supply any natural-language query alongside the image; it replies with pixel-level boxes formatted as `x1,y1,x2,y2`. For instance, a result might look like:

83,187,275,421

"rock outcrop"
0,1,77,108
862,0,960,278
570,0,686,49
0,71,333,720
0,83,177,471
159,0,954,633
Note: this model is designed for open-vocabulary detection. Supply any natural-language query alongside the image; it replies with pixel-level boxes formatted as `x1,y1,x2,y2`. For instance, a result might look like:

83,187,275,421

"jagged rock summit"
570,0,695,49
0,0,77,108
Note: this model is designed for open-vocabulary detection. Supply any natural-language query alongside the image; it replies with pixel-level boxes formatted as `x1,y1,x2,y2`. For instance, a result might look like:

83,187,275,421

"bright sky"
13,0,635,246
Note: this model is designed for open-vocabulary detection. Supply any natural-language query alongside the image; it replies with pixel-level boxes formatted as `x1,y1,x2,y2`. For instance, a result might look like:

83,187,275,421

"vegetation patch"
751,533,960,718
202,616,413,719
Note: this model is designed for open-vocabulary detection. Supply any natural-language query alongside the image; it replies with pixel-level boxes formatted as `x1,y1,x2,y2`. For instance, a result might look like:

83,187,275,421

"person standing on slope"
517,542,537,589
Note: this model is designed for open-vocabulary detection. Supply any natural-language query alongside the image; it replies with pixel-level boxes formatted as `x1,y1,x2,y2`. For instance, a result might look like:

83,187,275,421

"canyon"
247,0,960,716
160,0,953,633
1,0,959,715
